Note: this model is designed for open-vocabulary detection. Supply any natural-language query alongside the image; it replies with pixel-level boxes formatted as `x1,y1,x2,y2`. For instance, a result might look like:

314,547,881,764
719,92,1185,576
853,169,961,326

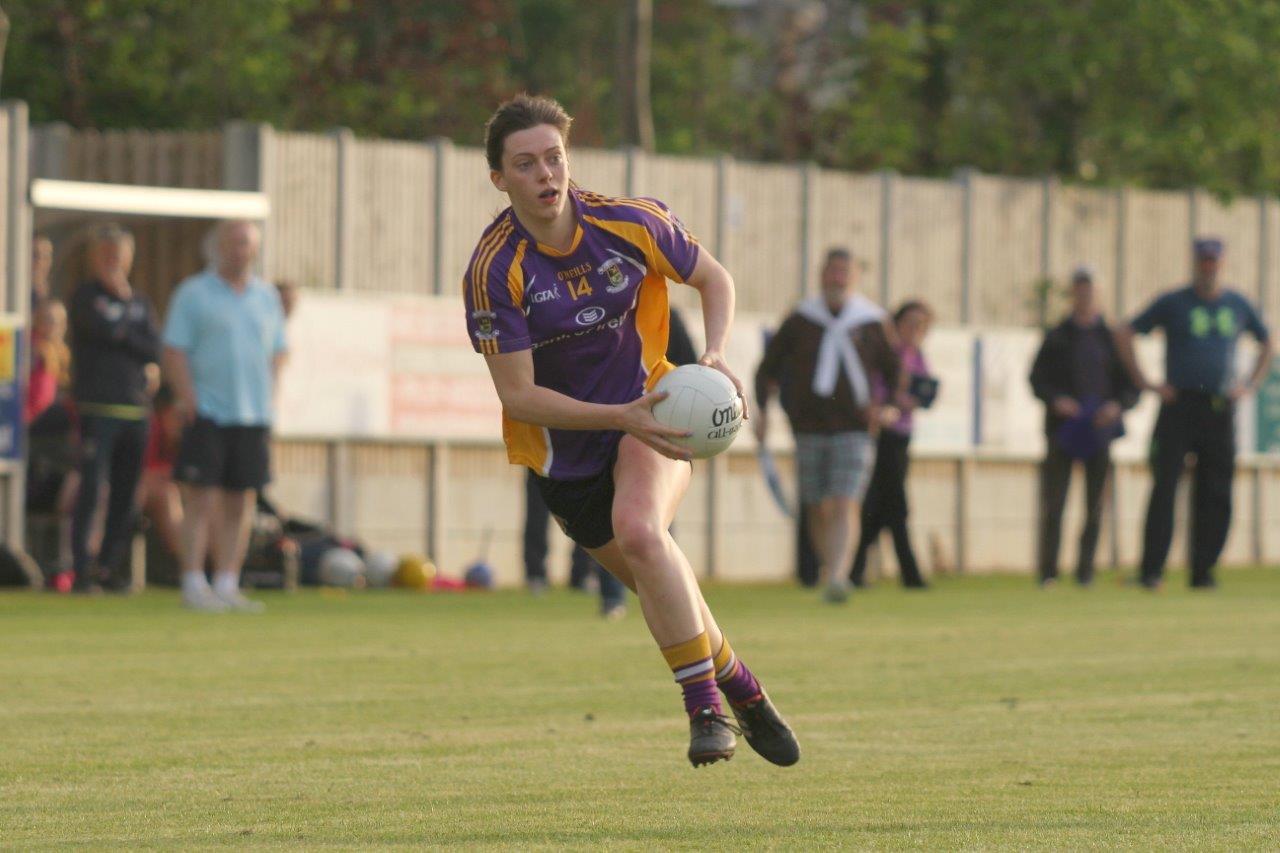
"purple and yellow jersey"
464,188,701,480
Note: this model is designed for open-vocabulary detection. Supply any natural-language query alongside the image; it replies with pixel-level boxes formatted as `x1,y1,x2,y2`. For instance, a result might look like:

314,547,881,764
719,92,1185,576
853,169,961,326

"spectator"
275,279,298,321
24,397,79,592
754,247,898,603
31,234,53,307
795,506,821,588
522,477,626,618
1029,267,1138,587
137,385,185,566
163,220,286,612
1115,238,1273,589
850,300,936,589
25,298,70,424
667,305,699,368
67,223,161,593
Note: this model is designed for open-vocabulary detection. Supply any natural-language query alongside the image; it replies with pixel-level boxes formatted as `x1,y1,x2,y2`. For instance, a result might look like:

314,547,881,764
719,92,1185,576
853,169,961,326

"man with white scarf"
754,248,899,602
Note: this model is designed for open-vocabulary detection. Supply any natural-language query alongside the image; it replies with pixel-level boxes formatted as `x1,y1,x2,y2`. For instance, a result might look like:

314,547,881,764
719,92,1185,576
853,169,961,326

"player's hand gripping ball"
651,364,744,459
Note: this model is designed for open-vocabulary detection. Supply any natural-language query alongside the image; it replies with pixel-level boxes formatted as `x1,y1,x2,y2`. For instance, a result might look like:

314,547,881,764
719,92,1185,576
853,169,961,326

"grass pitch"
2,569,1279,850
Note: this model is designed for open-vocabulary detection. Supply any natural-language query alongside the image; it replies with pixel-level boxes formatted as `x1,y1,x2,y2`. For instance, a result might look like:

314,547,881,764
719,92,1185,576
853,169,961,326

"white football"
319,547,367,589
364,550,398,588
651,364,744,459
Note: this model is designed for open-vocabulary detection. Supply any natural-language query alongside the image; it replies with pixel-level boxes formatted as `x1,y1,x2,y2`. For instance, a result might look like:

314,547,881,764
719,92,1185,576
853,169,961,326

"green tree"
5,0,1280,196
729,0,1280,195
3,0,298,128
285,0,515,142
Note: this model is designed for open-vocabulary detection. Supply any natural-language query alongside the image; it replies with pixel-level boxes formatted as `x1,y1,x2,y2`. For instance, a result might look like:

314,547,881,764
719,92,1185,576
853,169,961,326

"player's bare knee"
613,515,666,566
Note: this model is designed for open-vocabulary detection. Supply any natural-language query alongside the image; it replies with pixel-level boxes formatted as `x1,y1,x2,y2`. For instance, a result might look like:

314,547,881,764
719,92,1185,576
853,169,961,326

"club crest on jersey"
471,309,498,341
597,257,631,293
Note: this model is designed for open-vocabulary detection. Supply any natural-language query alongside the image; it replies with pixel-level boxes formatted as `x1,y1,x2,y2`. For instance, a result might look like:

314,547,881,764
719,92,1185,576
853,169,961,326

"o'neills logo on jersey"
597,257,631,293
471,309,498,342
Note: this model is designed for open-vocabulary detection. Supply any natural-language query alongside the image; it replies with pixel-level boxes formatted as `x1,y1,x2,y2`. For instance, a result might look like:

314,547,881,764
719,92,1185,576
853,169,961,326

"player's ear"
490,170,507,193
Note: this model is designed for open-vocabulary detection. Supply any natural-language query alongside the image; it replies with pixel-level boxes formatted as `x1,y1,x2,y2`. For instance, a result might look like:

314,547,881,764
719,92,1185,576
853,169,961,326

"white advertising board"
279,291,1255,465
276,293,500,441
914,328,975,453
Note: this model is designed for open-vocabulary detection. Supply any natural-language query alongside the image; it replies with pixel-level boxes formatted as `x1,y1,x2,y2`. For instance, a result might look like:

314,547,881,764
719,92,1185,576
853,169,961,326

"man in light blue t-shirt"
163,220,287,612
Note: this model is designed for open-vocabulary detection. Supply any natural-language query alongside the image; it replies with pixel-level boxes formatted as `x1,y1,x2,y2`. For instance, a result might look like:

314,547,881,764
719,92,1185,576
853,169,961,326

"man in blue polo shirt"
163,220,287,611
1116,237,1273,589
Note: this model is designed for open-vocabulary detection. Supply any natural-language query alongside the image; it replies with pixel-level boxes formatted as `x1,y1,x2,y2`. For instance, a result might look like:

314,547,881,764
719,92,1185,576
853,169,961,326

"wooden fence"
30,125,222,314
29,122,1280,326
22,120,1280,580
264,437,1280,588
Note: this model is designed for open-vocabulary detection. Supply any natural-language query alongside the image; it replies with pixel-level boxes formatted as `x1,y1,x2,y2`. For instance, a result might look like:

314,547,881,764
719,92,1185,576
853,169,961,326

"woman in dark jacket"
67,224,161,592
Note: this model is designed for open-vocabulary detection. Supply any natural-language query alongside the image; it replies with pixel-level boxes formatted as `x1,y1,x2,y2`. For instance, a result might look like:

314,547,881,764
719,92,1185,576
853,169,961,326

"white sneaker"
183,586,230,612
214,588,266,613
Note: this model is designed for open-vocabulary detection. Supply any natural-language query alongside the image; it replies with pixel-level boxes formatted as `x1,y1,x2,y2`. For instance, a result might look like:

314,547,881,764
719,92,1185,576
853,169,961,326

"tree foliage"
750,0,1280,195
5,0,1280,195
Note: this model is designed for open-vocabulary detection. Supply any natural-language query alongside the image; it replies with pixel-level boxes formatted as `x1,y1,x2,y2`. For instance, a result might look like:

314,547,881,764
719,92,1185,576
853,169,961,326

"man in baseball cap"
1192,237,1224,260
1115,236,1274,589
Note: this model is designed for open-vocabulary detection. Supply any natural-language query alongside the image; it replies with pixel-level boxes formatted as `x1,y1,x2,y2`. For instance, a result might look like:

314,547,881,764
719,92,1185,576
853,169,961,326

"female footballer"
464,94,799,768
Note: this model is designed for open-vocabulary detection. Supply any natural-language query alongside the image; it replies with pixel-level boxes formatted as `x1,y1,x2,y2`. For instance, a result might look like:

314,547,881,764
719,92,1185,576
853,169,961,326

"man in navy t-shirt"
1116,237,1274,588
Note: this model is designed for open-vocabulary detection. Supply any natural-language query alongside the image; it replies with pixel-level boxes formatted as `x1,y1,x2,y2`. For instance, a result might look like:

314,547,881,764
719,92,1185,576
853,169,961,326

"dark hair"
894,299,933,324
484,94,573,171
823,247,852,266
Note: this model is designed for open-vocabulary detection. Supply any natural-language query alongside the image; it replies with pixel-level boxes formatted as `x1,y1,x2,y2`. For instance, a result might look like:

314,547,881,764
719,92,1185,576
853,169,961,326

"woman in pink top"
851,300,934,588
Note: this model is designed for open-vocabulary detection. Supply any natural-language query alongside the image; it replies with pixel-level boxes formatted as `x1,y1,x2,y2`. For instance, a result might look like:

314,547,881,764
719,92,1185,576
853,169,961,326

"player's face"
492,124,570,223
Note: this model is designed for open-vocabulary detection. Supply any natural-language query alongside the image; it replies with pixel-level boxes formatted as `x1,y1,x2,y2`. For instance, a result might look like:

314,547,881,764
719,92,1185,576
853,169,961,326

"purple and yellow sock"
661,632,721,718
713,637,763,707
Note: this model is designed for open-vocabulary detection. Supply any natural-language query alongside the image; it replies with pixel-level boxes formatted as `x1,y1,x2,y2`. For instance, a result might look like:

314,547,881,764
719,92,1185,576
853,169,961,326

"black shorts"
174,417,272,491
532,458,617,550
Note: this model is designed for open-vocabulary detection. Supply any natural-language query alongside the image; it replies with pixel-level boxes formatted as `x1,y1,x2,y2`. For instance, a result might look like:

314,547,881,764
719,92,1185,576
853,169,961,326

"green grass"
2,570,1279,850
